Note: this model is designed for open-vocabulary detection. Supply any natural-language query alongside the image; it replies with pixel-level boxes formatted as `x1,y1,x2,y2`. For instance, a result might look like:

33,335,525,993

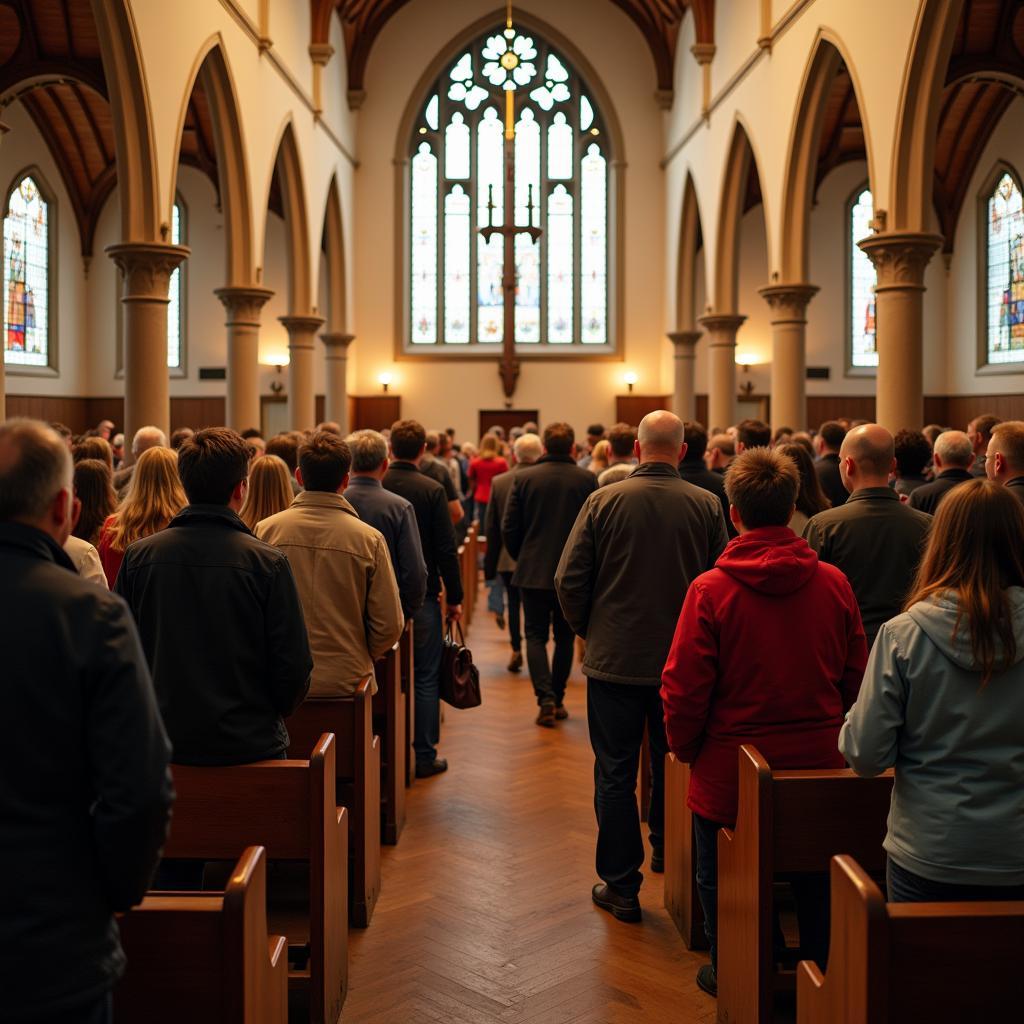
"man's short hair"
240,428,264,440
390,420,427,460
607,422,637,457
586,423,605,439
346,429,389,472
132,425,167,456
0,419,72,523
683,421,708,462
542,422,575,456
990,421,1024,472
265,433,299,472
177,428,250,506
708,433,735,457
49,422,73,443
316,421,342,436
969,414,1001,443
736,419,771,449
299,431,352,492
725,447,799,529
424,431,440,453
513,432,543,464
934,430,973,469
170,427,194,451
818,421,847,451
894,430,932,477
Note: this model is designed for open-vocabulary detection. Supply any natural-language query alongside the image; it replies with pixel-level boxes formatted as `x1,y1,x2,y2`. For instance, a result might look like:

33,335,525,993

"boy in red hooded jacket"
660,446,867,998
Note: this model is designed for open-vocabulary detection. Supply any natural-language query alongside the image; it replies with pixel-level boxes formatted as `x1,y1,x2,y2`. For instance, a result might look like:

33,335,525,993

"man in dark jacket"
556,411,728,922
503,422,597,725
116,427,312,766
384,419,463,777
0,419,173,1024
986,420,1024,504
803,424,931,651
908,429,974,514
679,420,735,536
813,420,848,508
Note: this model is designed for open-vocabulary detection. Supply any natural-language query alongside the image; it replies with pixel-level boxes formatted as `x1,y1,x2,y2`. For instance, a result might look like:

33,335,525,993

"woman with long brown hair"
71,460,117,547
238,454,294,532
97,446,186,586
840,478,1024,903
777,442,830,535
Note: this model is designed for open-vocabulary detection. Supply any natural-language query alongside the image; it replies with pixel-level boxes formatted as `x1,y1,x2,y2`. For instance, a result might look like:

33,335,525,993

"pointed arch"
676,171,705,330
264,120,313,314
169,38,254,285
780,32,874,283
320,174,347,332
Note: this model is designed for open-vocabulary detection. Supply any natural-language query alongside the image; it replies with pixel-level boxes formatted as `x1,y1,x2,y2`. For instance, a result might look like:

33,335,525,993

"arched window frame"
116,192,187,378
845,180,877,377
977,161,1024,372
397,18,622,360
3,167,58,376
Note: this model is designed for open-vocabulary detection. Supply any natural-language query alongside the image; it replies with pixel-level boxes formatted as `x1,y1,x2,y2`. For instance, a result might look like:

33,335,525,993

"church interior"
2,0,1024,1022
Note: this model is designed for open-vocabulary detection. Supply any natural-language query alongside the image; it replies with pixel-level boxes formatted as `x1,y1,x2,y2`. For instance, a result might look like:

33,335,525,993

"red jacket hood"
715,526,819,595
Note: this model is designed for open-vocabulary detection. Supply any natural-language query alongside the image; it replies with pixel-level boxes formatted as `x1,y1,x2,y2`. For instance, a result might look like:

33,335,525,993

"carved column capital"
214,285,274,326
857,232,943,291
690,42,716,65
106,243,190,297
279,315,326,350
320,331,355,352
697,313,747,342
667,329,702,354
309,42,335,66
758,283,819,323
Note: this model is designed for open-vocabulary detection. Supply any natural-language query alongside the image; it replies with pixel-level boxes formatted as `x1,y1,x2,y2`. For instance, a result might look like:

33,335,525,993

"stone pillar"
279,315,324,431
106,242,190,444
667,330,701,423
858,232,942,433
759,283,819,431
698,313,746,433
321,332,354,434
215,286,274,432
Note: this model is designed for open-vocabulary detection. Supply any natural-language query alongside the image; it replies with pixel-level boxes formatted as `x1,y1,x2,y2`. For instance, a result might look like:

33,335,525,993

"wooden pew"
798,855,1024,1024
400,619,415,786
663,753,706,949
286,678,382,927
164,735,348,1024
718,745,894,1024
115,846,288,1024
374,643,407,844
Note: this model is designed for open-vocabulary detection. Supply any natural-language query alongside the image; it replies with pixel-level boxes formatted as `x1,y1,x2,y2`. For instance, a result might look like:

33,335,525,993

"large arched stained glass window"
985,170,1024,365
849,186,877,369
3,174,52,369
407,28,612,350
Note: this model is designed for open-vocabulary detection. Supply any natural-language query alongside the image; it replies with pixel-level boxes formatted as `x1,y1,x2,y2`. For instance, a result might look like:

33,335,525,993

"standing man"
679,421,734,536
504,423,597,725
1,419,173,1024
384,420,463,777
968,414,1001,478
597,422,638,487
556,411,728,922
577,423,606,470
813,420,849,508
986,420,1024,503
421,430,464,527
704,433,735,475
907,430,974,514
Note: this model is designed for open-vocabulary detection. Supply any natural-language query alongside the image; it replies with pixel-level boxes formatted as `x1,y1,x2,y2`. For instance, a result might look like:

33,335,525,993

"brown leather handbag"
440,620,482,709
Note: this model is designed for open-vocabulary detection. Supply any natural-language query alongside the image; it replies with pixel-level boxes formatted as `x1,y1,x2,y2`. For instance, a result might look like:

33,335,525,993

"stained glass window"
986,171,1024,365
849,187,877,369
4,175,51,368
408,28,611,350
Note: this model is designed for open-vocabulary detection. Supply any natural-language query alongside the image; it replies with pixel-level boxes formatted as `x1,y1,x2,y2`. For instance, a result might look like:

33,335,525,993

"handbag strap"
445,618,466,647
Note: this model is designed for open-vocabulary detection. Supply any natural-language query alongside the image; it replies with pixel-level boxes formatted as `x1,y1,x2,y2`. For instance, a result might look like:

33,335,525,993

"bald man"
556,410,729,922
908,429,974,515
803,424,931,649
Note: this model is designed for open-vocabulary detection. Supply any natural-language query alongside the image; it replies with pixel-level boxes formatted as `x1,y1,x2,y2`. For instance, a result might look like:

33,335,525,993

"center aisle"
345,599,717,1023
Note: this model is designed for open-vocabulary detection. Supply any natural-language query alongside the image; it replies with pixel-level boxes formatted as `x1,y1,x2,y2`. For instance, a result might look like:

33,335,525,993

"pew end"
374,644,407,844
663,753,707,949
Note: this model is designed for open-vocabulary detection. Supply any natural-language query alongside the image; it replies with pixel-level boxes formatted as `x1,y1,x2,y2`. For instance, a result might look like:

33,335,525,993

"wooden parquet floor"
345,598,717,1024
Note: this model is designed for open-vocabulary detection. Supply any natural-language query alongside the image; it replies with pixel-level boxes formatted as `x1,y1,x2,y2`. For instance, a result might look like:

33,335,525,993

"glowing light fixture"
623,370,638,393
379,372,394,393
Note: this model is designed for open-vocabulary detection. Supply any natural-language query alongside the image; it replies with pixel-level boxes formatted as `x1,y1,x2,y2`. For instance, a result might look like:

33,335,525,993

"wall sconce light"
263,354,289,396
735,352,759,399
623,371,638,393
379,372,393,393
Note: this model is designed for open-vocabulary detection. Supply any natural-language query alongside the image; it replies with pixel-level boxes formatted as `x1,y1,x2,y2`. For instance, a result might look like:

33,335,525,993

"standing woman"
72,460,117,547
97,446,187,587
777,442,831,535
841,479,1024,902
239,454,294,532
468,433,509,527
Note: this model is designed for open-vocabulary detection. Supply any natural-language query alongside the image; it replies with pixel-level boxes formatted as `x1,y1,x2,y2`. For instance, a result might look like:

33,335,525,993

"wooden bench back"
286,677,373,779
797,856,1024,1024
373,643,406,843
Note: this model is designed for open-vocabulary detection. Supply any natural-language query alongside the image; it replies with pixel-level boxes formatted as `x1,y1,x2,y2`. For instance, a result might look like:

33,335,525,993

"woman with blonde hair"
239,454,294,532
97,446,186,586
588,438,612,475
841,479,1024,903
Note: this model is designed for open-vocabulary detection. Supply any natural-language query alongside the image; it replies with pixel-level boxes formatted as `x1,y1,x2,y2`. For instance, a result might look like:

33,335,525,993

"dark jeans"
412,596,443,765
887,859,1024,903
499,570,522,651
520,587,574,706
34,993,111,1024
587,679,668,898
693,812,829,970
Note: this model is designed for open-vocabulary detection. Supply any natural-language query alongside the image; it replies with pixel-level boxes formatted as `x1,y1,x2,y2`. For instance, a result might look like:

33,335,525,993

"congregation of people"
3,404,1024,1019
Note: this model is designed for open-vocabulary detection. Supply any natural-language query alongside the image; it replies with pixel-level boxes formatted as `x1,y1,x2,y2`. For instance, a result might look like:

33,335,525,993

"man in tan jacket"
256,431,403,696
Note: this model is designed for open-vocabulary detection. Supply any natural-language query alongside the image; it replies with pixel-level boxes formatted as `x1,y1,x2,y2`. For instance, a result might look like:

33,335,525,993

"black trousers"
520,587,574,706
586,678,667,897
498,570,522,651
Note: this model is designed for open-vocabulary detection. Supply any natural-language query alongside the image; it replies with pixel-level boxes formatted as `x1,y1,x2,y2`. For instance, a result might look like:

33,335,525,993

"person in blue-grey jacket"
840,478,1024,903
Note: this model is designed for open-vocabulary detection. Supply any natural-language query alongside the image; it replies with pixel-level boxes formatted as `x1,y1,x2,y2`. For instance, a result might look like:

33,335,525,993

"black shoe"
415,758,448,778
591,883,642,923
495,613,506,629
650,846,664,873
536,702,556,728
507,650,523,673
696,963,717,997
554,704,569,720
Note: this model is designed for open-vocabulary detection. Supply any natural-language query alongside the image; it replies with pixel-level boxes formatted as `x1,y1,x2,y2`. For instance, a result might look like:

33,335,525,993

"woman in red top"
468,433,508,525
660,447,866,999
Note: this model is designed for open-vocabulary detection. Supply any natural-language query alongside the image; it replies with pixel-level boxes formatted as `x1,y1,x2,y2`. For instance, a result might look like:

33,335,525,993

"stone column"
759,283,819,431
667,330,701,422
279,315,325,431
858,232,942,433
321,332,354,434
106,242,190,444
698,313,746,433
215,286,274,432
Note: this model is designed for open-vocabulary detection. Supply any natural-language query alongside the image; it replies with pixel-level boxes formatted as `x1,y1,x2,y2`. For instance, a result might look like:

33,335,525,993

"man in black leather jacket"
116,427,312,766
0,419,173,1024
